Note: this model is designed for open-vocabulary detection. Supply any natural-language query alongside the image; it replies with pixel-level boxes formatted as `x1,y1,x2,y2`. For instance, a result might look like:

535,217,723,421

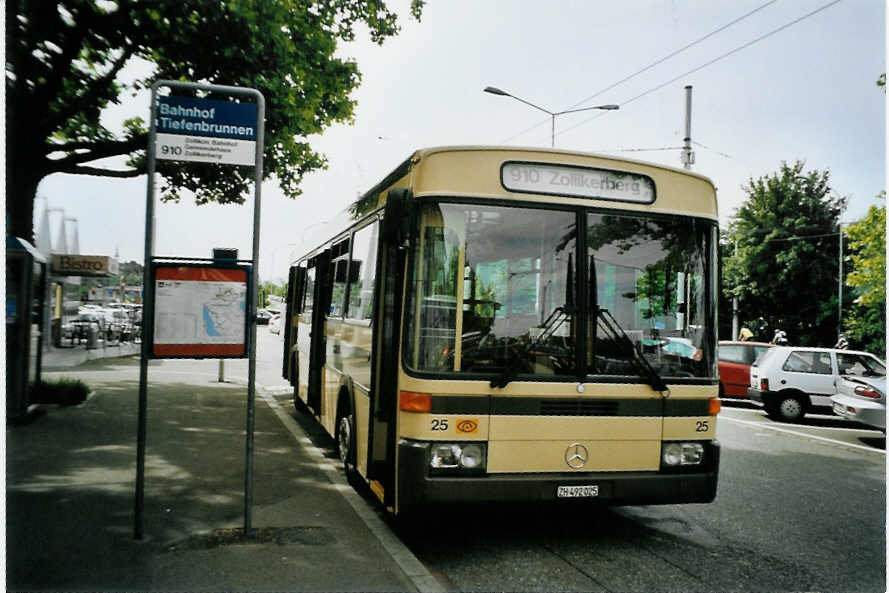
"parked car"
749,346,886,422
718,341,773,398
268,313,281,334
69,312,104,343
256,309,273,325
831,375,886,431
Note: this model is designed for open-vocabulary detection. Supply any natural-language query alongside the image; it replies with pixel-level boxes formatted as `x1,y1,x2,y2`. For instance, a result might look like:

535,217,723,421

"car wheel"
776,395,804,422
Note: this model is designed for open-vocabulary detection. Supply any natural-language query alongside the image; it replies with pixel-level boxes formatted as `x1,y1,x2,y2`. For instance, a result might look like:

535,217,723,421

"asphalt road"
224,330,889,592
394,403,885,593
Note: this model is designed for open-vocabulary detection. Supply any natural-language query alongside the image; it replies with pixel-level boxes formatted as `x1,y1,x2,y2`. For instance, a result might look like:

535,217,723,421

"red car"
718,341,773,398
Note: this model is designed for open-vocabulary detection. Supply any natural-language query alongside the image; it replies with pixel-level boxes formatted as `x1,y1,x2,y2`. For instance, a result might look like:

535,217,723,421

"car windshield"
837,352,886,377
403,201,717,381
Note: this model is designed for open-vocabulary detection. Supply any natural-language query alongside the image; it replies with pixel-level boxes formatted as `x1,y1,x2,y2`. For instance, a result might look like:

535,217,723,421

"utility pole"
681,85,695,171
838,222,844,341
732,241,739,340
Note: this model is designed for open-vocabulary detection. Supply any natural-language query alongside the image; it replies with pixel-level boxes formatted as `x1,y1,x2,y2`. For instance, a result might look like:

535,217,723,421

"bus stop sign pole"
136,80,265,540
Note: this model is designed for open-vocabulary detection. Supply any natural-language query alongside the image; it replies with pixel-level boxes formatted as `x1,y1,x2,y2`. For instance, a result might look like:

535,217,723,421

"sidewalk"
41,340,141,370
7,355,441,592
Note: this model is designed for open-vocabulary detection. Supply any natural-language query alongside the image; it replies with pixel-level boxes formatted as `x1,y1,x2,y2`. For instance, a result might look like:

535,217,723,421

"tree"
6,0,425,241
722,161,846,346
119,260,144,287
843,198,886,357
258,280,286,308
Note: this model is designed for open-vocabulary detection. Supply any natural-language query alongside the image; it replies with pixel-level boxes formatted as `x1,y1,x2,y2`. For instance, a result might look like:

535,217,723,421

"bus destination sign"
502,162,655,204
156,96,258,166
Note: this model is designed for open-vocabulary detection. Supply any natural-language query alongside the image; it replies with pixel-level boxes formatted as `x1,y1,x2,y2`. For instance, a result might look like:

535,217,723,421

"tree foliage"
6,0,425,241
722,161,846,346
843,198,886,356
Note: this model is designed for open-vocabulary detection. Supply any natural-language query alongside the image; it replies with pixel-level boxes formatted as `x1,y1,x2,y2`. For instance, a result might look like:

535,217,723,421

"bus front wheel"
336,406,359,484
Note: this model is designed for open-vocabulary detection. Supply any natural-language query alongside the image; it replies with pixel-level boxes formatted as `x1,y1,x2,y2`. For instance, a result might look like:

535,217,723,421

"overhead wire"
499,0,779,144
565,0,779,111
692,140,734,160
553,0,844,143
586,146,684,153
761,232,840,242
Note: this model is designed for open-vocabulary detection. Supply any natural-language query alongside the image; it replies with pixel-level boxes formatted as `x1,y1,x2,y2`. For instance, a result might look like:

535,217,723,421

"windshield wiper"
595,306,670,396
490,306,571,388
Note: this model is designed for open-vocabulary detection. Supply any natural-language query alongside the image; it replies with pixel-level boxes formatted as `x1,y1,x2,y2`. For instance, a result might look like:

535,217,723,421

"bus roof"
411,145,717,187
402,146,718,220
293,145,719,263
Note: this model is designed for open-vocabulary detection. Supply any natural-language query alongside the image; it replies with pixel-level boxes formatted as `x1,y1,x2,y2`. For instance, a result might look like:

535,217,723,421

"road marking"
256,387,445,593
721,408,881,433
720,415,885,455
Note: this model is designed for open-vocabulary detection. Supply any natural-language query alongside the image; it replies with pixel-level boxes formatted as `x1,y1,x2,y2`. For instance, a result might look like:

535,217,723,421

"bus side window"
304,263,316,315
347,221,379,320
330,257,349,318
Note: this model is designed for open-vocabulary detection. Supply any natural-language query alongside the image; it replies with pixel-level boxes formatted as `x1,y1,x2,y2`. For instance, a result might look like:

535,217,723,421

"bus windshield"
404,201,716,381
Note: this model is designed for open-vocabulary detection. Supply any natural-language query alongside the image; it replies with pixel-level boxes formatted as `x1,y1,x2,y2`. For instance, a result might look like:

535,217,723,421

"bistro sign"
51,254,119,277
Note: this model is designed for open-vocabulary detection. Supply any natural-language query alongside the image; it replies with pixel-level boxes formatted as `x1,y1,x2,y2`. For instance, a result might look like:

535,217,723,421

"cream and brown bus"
282,146,720,515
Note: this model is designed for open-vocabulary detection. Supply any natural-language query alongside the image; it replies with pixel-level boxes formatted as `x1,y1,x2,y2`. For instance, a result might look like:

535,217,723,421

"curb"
257,389,446,593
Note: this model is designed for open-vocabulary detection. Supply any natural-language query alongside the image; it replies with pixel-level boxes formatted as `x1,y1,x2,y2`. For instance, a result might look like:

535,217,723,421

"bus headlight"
430,444,460,468
429,442,487,473
460,444,485,469
661,442,705,467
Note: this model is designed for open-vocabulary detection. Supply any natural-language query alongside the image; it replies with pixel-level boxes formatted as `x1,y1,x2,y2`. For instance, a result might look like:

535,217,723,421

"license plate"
557,485,599,498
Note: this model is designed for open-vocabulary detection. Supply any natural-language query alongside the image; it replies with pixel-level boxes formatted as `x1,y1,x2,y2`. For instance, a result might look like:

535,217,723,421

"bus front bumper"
396,440,720,510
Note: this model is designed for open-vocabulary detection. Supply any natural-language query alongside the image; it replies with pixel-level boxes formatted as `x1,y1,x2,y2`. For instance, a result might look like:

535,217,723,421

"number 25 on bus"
281,146,721,516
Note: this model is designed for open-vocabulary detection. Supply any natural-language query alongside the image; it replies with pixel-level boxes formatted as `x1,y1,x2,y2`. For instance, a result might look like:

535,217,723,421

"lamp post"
484,86,619,148
838,221,848,343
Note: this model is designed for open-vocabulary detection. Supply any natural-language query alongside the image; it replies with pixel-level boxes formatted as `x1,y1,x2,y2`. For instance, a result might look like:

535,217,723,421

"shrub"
29,378,91,406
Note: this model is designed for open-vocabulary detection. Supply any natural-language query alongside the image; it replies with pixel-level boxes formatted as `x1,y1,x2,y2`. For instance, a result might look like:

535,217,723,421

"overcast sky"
34,0,886,284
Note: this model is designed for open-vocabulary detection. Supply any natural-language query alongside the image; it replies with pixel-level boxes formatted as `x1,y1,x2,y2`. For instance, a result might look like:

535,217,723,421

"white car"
748,346,886,422
831,376,886,431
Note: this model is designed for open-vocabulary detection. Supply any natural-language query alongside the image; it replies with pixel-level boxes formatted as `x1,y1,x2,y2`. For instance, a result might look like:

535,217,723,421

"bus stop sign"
156,95,258,166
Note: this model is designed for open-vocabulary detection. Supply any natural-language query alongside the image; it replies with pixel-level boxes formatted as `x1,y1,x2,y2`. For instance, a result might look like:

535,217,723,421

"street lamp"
838,221,848,343
483,86,619,148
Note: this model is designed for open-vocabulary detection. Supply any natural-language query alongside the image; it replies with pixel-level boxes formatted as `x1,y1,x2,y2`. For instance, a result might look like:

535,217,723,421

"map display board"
151,264,249,358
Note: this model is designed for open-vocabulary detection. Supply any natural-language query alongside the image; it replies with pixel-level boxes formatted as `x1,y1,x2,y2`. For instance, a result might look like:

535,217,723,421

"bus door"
283,264,305,383
366,189,411,504
307,250,332,414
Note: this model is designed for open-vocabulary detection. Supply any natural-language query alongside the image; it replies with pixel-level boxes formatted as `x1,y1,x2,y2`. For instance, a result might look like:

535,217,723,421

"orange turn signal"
708,398,721,415
399,391,431,413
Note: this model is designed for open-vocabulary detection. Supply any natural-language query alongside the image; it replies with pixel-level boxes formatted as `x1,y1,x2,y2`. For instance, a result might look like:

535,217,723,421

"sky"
33,0,886,284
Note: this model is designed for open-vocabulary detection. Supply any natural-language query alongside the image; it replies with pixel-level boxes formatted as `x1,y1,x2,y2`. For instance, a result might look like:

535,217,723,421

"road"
219,329,889,592
393,404,885,592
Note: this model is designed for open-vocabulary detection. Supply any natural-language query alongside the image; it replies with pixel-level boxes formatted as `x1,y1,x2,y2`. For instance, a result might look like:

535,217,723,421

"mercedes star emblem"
565,443,589,469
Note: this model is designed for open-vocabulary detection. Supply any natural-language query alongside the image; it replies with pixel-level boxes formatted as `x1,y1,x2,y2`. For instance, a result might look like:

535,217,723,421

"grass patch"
29,378,91,406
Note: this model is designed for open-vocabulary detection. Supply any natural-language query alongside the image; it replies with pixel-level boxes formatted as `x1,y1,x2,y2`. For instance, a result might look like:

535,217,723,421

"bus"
281,146,720,515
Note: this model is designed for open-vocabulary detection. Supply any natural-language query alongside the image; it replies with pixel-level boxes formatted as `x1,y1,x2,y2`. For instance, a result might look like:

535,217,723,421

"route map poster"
151,265,249,358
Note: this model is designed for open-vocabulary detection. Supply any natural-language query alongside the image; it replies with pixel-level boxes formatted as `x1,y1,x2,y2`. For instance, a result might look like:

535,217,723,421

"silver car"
831,375,886,431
